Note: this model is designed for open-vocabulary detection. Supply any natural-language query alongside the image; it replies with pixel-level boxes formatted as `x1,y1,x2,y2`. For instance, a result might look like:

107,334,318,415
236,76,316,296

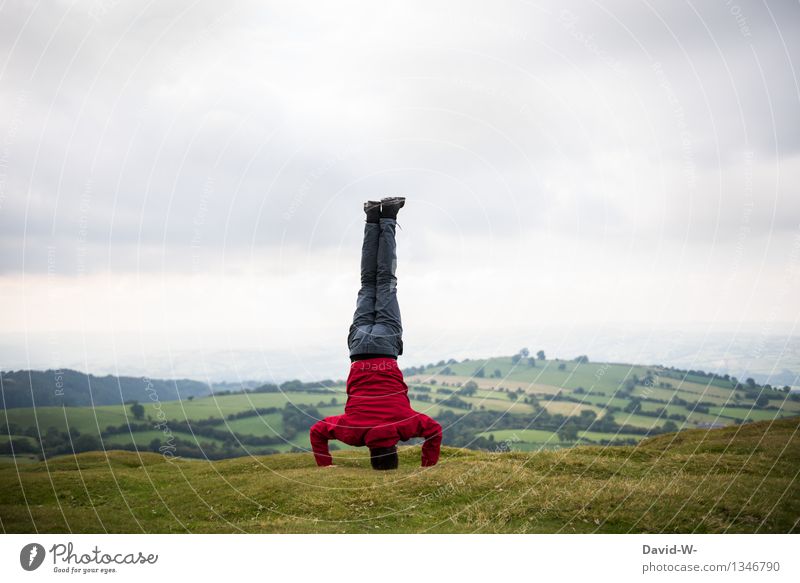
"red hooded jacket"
309,357,442,466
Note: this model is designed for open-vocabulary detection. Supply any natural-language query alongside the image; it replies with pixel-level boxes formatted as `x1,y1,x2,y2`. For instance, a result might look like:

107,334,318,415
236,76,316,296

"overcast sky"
1,1,798,380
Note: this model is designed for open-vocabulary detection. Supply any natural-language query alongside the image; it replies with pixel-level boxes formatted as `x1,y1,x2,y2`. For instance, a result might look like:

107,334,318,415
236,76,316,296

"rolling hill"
0,369,217,408
0,417,797,533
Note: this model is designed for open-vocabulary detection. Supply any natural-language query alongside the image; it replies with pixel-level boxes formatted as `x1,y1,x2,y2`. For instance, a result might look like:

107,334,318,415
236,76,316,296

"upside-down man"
309,197,442,470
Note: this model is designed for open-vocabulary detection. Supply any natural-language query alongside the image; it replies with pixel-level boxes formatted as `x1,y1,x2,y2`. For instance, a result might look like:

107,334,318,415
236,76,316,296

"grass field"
636,402,730,425
0,454,38,464
476,428,647,449
0,435,37,446
477,428,566,444
0,418,796,533
223,413,284,436
103,430,232,448
577,430,647,443
705,406,793,422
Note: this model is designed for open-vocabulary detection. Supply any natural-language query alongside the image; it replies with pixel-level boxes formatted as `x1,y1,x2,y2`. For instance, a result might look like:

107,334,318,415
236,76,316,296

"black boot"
380,196,405,220
364,200,381,223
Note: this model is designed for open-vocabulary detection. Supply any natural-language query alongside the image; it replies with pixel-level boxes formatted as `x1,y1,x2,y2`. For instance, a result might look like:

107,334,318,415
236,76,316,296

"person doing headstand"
309,197,442,470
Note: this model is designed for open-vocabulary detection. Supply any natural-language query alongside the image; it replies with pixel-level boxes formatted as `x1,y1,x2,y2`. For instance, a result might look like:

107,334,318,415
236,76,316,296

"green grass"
573,393,632,410
3,406,129,436
577,430,647,443
631,385,730,406
102,430,231,448
223,413,284,436
1,418,796,533
477,428,564,444
659,371,734,389
0,434,38,447
610,412,671,430
661,379,737,401
459,395,535,414
2,392,342,436
636,402,730,425
477,428,646,448
138,392,338,421
0,454,39,464
705,406,795,422
779,399,800,413
539,400,606,418
441,358,654,392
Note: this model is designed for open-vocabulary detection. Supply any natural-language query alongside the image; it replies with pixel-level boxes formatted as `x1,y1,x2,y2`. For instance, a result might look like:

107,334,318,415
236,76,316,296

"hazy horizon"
3,322,798,389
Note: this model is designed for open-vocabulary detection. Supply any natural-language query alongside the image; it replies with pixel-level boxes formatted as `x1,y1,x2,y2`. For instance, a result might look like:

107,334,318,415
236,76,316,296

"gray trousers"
347,218,403,357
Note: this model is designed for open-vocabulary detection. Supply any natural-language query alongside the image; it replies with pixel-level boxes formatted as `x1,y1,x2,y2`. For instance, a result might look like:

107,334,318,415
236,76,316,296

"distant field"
663,379,737,400
0,435,37,446
103,430,231,448
478,428,646,449
3,356,797,463
459,395,535,414
577,430,646,443
705,406,795,422
539,400,606,418
0,454,38,464
223,413,284,436
573,393,632,409
612,412,674,430
659,371,735,389
630,385,731,405
478,428,565,444
435,357,653,391
2,391,341,436
636,402,730,425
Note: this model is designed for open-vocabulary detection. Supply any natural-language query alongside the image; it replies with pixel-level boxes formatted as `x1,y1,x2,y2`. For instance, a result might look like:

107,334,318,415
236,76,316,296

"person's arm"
418,415,442,467
309,418,337,466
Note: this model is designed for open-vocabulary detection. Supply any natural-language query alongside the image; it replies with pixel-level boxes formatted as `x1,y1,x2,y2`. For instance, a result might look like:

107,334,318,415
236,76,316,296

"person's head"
369,446,398,470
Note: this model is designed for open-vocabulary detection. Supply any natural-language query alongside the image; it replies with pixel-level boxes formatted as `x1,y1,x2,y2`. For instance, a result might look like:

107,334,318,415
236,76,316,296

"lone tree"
512,348,530,365
461,381,478,396
557,423,579,442
73,434,101,453
662,420,679,433
537,350,546,360
130,401,145,420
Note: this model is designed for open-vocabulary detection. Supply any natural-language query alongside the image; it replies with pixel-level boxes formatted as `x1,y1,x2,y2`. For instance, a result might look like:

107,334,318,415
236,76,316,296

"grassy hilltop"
1,417,798,533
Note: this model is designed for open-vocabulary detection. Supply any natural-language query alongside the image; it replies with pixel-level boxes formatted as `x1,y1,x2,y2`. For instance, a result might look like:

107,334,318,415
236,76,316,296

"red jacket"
309,357,442,467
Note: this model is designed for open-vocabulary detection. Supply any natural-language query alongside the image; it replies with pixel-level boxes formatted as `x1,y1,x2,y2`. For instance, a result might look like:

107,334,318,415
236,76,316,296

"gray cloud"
1,0,799,276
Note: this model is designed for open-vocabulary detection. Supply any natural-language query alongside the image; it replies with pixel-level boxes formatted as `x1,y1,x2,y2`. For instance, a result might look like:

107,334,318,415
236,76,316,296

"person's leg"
351,222,379,329
373,216,403,356
347,203,381,355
